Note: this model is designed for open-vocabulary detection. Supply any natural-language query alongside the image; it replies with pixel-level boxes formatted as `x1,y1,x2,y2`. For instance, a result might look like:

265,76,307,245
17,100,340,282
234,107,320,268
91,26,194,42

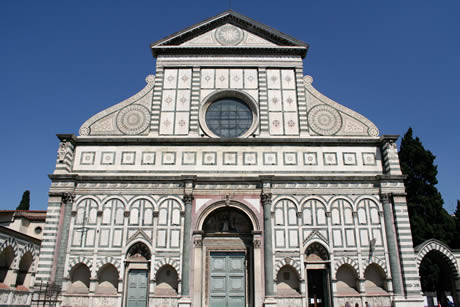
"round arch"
415,239,459,278
195,200,261,232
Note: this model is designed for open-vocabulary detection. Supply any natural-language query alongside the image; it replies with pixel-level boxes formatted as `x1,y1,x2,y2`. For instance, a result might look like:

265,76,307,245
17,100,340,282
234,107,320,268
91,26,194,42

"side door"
126,269,148,307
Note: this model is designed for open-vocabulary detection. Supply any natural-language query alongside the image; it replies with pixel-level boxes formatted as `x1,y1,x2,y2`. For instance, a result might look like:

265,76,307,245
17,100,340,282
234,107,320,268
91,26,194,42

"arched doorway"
416,240,459,307
305,242,332,307
124,242,151,307
196,204,258,307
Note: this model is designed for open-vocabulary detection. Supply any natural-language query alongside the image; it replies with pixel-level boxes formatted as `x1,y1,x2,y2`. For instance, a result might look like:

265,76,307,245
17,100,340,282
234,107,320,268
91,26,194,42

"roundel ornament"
308,105,343,135
116,104,150,135
215,24,244,46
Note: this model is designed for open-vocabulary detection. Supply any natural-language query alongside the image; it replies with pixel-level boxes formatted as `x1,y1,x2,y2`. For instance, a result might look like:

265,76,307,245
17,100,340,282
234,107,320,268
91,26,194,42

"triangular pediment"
150,10,308,57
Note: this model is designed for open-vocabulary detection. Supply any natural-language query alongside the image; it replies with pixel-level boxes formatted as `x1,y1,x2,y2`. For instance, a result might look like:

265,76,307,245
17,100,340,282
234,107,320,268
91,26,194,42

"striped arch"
271,196,300,212
364,256,387,275
67,256,93,275
334,257,359,278
153,257,181,278
95,256,121,273
274,257,302,279
18,243,36,264
0,237,18,258
415,239,459,278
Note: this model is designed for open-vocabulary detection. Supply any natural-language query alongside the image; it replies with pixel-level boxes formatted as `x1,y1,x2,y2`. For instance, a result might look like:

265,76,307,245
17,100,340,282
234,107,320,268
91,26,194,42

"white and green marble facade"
35,10,457,307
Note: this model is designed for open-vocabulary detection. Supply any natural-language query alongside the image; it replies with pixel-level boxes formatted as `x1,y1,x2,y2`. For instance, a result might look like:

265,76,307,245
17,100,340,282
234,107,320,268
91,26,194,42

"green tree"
16,190,30,210
453,200,460,248
398,128,455,246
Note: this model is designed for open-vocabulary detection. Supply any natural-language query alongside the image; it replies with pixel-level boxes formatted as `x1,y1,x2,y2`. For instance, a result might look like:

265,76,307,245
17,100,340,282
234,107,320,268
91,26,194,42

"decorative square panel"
141,152,156,165
343,152,357,165
267,90,282,111
201,69,215,88
161,90,176,111
177,69,192,89
362,152,377,165
174,112,189,135
230,69,243,88
121,152,136,165
80,152,95,165
215,69,229,88
243,152,257,165
281,69,296,89
244,69,258,89
303,152,318,165
101,152,115,165
162,152,176,165
269,112,283,135
283,152,297,165
163,69,177,89
284,112,299,135
223,152,237,165
203,152,217,165
323,152,338,165
267,69,281,89
176,90,191,111
263,152,278,165
159,112,174,135
282,90,298,112
182,152,196,165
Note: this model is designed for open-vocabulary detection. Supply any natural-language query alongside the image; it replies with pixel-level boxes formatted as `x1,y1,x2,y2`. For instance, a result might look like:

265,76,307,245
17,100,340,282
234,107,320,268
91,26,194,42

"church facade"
36,11,429,307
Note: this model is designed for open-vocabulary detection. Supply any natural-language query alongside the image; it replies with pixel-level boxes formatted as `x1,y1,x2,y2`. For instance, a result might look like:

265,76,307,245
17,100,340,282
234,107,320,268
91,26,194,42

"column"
380,193,404,296
181,193,193,296
261,192,275,298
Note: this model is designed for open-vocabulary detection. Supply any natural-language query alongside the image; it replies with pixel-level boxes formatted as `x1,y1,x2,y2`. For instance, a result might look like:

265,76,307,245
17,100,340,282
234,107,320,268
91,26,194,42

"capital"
183,194,194,204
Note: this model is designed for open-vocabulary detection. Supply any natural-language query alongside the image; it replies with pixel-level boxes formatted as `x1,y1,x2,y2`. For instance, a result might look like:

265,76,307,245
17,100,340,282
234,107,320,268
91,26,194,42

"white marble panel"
176,90,191,111
267,69,281,89
163,69,177,89
113,229,122,246
332,229,342,247
288,208,297,225
230,69,244,88
370,207,380,224
275,229,285,247
88,208,97,224
159,208,168,225
130,208,139,225
344,207,353,225
170,229,180,248
157,229,167,247
345,229,356,247
281,69,296,89
268,90,282,111
161,90,176,111
172,208,180,226
215,69,229,88
100,229,110,246
177,69,192,89
86,229,95,246
358,207,367,224
275,208,284,225
244,69,258,88
303,208,312,225
317,207,327,225
372,228,382,246
243,89,258,101
288,229,299,247
360,229,369,246
282,90,297,112
269,112,283,135
72,232,82,246
159,112,174,135
201,69,215,88
175,112,189,135
283,112,299,135
144,208,153,225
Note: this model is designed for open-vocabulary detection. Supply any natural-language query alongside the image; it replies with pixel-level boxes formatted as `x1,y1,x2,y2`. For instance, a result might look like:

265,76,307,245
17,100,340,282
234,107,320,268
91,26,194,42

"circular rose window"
205,98,253,138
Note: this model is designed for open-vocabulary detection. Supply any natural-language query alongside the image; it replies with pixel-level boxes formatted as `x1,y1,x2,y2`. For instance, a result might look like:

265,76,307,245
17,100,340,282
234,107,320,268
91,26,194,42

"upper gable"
150,10,308,58
181,23,278,48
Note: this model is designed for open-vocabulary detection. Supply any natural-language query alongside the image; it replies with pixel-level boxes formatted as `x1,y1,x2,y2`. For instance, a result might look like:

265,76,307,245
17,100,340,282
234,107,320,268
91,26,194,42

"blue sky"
1,1,459,213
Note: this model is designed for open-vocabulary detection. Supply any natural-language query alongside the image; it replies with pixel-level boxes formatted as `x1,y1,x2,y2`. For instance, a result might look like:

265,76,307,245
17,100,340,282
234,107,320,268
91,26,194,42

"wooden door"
126,269,148,307
209,252,245,307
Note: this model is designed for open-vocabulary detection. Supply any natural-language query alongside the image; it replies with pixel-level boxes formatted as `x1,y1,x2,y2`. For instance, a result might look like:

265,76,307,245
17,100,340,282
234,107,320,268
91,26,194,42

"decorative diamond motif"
272,120,280,127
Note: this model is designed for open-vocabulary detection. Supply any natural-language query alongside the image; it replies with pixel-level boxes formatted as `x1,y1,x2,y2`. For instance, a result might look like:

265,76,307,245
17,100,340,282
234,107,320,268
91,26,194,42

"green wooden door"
209,252,245,307
126,269,148,307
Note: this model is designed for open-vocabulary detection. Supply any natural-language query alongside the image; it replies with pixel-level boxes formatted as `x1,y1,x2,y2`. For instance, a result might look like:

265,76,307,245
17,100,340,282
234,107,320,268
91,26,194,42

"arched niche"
154,265,178,296
276,265,301,296
0,246,15,284
96,263,119,294
364,263,388,295
15,251,33,288
305,242,329,262
336,264,359,295
69,263,91,294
